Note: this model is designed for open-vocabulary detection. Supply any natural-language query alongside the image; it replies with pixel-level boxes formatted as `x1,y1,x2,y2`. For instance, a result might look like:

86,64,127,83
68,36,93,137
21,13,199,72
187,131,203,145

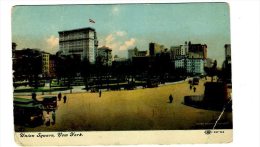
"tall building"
149,43,165,56
128,47,138,60
187,41,207,59
169,46,179,60
174,58,204,75
12,42,17,58
170,42,189,60
97,46,112,66
186,58,204,75
49,55,56,78
224,44,231,64
42,52,50,77
41,52,57,78
174,58,185,69
223,44,231,81
58,27,98,63
128,47,148,61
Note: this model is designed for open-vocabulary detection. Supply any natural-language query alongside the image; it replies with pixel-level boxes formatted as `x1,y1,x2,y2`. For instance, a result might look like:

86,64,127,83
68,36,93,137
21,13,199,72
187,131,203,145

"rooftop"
98,46,112,51
58,27,96,34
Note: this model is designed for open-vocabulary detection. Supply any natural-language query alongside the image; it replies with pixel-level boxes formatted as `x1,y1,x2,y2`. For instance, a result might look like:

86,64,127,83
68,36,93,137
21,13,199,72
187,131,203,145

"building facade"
186,58,204,75
59,27,98,63
49,55,56,78
41,52,57,78
169,46,179,60
174,58,204,75
224,44,231,64
149,43,165,56
113,55,127,62
12,42,17,58
97,46,112,66
174,58,185,69
42,52,50,77
128,47,148,61
170,43,189,60
187,42,207,59
128,47,138,61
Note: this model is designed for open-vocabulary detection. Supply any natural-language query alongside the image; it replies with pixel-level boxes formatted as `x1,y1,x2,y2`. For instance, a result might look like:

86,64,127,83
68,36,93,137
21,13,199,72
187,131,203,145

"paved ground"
15,78,232,131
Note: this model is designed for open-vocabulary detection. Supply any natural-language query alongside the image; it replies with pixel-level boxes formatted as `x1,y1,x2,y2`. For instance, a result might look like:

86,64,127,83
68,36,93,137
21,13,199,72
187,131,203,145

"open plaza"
14,77,232,132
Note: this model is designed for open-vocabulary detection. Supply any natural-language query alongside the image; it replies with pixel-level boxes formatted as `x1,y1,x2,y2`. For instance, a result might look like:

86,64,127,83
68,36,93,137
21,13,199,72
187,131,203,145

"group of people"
31,91,69,127
189,84,196,92
58,92,67,103
31,92,68,103
44,92,68,126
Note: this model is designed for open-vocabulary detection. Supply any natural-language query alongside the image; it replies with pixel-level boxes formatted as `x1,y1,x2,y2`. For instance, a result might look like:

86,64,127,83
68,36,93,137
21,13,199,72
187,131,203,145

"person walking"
63,95,67,103
193,87,196,92
169,94,173,103
99,90,102,97
51,111,56,125
58,92,62,101
189,85,192,90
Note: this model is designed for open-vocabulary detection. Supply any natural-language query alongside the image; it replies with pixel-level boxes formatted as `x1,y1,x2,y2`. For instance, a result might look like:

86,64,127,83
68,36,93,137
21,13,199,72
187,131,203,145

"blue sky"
12,3,230,64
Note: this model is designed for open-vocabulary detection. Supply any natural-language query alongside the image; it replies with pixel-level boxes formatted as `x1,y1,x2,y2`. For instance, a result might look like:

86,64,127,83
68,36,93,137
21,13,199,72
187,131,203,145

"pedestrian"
169,94,173,103
51,111,56,125
99,90,102,97
58,92,62,101
189,85,192,90
63,95,67,103
193,87,196,92
45,111,50,126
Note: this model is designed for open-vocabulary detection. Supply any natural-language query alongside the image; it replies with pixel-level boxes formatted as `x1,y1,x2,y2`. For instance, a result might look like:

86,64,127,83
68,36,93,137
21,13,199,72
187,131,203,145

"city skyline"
12,3,230,64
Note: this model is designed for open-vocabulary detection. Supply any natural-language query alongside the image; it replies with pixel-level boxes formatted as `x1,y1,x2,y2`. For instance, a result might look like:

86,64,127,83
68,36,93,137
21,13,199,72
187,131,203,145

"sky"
12,3,230,64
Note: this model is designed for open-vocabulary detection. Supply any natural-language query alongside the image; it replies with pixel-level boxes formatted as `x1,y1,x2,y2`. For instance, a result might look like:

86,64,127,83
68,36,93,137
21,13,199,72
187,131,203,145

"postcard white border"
1,0,260,147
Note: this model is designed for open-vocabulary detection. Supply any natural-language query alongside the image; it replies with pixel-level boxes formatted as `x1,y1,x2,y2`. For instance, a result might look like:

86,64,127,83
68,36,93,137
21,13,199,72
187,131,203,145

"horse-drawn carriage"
14,97,44,127
13,96,57,127
41,96,57,110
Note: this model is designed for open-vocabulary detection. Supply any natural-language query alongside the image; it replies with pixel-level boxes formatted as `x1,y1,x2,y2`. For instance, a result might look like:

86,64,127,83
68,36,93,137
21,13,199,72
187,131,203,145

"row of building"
13,26,231,78
127,41,208,75
56,27,210,76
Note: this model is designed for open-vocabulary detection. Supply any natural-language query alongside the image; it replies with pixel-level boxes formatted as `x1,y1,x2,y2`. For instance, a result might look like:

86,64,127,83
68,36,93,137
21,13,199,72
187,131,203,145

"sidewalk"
14,80,187,96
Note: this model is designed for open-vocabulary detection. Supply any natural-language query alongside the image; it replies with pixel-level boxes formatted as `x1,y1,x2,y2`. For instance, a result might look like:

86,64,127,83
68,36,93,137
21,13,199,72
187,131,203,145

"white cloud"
119,38,136,51
105,34,115,44
99,31,136,57
46,35,58,53
116,31,126,37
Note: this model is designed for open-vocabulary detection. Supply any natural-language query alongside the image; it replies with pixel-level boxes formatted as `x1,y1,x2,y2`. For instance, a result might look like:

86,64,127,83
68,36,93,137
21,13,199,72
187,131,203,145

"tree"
204,59,218,82
55,54,81,89
80,59,91,91
13,49,42,89
221,60,232,82
211,60,218,82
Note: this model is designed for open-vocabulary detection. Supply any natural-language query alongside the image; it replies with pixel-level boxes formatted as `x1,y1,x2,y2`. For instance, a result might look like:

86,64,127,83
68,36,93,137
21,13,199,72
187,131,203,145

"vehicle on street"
192,77,200,85
14,97,44,127
41,96,57,110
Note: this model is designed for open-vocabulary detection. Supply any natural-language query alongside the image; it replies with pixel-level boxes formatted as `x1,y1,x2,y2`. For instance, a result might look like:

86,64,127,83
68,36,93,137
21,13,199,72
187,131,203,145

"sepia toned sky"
12,3,230,64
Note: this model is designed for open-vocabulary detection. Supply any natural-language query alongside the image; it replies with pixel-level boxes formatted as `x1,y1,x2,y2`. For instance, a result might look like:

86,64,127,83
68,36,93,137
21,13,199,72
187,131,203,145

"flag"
89,19,95,23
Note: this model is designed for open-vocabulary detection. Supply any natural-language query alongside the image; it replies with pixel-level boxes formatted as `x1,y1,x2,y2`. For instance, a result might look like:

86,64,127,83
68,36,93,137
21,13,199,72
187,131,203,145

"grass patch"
14,87,71,93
